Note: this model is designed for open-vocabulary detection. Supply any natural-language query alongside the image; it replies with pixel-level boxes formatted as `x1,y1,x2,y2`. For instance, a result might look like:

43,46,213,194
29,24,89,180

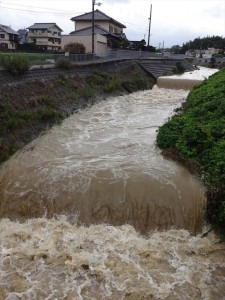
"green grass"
0,52,54,66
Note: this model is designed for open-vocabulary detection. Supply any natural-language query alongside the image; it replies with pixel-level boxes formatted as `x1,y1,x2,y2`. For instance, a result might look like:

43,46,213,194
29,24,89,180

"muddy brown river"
0,78,224,299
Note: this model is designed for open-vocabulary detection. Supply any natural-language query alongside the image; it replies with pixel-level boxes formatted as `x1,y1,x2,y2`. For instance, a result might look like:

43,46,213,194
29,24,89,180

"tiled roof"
27,23,63,31
0,24,20,35
71,9,126,28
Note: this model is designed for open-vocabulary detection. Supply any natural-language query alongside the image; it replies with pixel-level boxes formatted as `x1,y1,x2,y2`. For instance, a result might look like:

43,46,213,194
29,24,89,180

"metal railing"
0,50,186,69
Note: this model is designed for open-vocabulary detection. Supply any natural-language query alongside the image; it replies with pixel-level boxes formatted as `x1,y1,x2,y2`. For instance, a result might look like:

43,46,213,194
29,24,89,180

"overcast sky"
0,0,224,48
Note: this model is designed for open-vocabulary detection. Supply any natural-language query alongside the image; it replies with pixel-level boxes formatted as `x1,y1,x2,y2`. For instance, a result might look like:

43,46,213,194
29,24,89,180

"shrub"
64,42,85,54
103,77,121,92
36,108,63,121
0,54,30,75
80,87,94,99
56,58,72,69
172,61,185,74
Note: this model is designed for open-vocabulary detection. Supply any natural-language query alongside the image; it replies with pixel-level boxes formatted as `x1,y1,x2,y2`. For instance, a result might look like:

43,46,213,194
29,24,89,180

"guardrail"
53,51,185,62
0,50,186,69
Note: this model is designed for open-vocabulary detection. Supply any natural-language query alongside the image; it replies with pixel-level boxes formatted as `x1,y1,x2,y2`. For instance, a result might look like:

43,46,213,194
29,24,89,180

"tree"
64,42,85,54
171,45,180,54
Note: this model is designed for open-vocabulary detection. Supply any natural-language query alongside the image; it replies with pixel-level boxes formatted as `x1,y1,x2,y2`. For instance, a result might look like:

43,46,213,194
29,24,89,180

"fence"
53,50,185,62
0,50,186,69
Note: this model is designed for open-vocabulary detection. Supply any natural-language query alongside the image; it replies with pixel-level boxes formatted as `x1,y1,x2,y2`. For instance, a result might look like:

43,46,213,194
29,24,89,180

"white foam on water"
0,217,224,299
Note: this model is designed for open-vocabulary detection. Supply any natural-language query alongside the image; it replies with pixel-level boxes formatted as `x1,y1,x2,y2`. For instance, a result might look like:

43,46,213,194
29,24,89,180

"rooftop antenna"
147,4,152,48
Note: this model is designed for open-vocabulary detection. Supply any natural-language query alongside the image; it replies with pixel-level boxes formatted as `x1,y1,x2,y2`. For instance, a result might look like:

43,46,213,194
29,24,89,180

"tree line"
171,35,225,54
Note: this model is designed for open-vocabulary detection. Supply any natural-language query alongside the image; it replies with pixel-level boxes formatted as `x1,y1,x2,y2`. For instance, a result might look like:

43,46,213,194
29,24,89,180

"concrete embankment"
157,67,218,90
157,77,203,90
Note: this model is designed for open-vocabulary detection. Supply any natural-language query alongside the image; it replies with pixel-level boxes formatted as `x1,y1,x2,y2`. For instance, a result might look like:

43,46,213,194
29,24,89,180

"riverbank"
0,62,155,164
156,67,225,230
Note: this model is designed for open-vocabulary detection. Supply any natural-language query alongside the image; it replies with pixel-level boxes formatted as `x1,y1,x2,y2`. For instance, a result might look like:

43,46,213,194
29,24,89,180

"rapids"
0,72,224,299
0,87,205,233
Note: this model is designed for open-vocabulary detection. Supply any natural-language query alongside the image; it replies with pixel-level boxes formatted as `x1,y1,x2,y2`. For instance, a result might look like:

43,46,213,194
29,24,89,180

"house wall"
27,26,62,51
109,22,123,34
74,21,123,34
74,21,110,31
0,31,17,50
61,34,107,54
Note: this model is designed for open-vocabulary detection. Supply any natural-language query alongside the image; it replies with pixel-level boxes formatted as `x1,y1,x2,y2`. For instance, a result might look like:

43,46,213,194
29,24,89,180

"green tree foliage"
156,68,225,225
172,62,185,74
180,35,225,54
64,42,85,54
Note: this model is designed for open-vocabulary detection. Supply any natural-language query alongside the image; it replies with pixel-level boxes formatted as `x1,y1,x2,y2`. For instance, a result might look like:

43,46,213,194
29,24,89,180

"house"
17,29,29,44
61,9,126,54
71,9,126,37
27,23,63,51
0,24,20,50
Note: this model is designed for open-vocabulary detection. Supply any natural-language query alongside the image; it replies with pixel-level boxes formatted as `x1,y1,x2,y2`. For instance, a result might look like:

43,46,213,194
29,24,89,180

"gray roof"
0,24,20,35
70,25,120,39
27,23,63,32
17,29,27,34
71,9,126,29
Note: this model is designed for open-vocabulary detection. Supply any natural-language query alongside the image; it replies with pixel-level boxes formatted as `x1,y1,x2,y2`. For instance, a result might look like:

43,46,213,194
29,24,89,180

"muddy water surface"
0,87,204,233
0,83,224,299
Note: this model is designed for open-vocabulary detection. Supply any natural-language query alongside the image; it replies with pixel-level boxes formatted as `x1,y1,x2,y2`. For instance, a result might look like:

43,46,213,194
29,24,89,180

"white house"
0,24,20,50
27,23,63,51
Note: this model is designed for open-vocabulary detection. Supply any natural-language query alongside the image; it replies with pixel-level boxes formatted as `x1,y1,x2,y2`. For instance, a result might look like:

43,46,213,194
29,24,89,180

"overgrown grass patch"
0,54,30,75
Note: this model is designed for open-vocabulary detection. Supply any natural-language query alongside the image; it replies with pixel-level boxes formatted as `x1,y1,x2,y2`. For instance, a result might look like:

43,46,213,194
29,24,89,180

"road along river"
0,69,224,299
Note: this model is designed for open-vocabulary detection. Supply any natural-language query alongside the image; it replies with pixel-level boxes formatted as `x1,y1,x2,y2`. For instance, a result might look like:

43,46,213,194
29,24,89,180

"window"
109,25,113,33
0,43,8,49
0,34,5,39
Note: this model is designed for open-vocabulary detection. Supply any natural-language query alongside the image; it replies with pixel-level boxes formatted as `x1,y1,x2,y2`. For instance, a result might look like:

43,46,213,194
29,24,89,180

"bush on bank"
156,68,225,226
0,54,30,75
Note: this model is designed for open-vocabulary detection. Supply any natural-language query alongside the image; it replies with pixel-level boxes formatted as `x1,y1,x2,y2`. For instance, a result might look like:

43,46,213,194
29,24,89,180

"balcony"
28,32,61,39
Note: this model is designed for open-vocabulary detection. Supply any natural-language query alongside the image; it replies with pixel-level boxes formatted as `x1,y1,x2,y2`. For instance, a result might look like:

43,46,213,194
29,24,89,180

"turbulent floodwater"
0,83,225,299
0,87,205,233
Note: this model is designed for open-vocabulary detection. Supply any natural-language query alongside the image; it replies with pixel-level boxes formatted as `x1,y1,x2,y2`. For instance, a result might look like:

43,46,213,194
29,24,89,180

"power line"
0,1,83,14
0,1,84,15
0,5,75,14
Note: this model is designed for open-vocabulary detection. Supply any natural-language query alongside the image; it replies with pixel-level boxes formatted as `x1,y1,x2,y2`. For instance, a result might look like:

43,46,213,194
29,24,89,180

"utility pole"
147,4,152,48
92,0,101,55
92,0,95,55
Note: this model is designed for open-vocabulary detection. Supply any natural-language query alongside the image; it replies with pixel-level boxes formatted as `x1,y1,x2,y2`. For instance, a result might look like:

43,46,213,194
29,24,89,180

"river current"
0,79,224,299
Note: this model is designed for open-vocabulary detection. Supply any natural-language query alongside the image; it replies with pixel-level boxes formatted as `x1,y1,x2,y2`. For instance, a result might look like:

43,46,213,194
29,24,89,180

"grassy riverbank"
0,63,155,164
156,68,225,228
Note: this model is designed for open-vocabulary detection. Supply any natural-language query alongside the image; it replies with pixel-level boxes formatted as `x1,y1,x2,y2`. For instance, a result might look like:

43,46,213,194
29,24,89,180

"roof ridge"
70,9,126,28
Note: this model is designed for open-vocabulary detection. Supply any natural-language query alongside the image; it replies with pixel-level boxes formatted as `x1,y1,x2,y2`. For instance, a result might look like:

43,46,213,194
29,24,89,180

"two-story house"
61,10,126,55
0,24,20,50
71,9,126,37
27,23,63,51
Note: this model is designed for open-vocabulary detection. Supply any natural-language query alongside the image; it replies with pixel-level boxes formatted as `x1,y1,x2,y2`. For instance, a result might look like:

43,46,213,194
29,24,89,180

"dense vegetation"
180,35,225,54
0,64,155,164
157,68,225,226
